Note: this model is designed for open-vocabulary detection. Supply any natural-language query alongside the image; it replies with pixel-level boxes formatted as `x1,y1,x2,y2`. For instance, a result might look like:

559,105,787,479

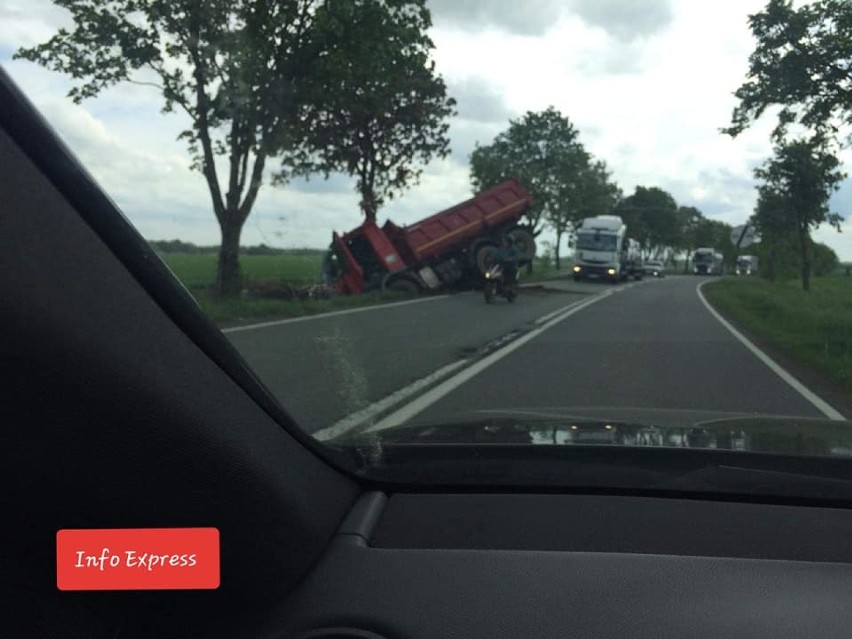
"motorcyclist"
491,235,519,287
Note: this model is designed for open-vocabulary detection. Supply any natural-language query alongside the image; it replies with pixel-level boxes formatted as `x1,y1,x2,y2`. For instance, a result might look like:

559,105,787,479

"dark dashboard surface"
261,492,852,639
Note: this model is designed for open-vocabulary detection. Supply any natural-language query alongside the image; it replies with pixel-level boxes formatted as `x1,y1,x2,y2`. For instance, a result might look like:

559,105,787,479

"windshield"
576,233,618,252
7,0,852,496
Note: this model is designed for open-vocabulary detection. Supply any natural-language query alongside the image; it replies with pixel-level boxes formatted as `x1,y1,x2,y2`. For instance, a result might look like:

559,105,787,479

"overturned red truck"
323,179,536,294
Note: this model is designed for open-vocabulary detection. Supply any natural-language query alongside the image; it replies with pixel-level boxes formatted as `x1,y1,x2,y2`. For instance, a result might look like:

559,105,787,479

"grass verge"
192,289,412,326
160,252,324,288
703,275,852,392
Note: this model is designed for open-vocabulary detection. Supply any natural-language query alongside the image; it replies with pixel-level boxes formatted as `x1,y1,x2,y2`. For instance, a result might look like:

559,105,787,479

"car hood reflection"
340,412,852,459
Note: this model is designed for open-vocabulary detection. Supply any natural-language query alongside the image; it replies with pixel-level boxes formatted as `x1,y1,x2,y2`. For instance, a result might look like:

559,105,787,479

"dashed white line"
365,290,614,433
313,293,607,441
696,280,845,421
312,358,470,442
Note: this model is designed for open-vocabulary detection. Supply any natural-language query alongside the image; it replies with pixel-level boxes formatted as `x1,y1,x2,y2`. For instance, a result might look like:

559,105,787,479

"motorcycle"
484,263,518,303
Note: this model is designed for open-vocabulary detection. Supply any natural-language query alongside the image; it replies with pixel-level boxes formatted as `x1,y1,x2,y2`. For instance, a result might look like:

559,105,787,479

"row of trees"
17,0,456,297
468,107,741,270
725,0,848,291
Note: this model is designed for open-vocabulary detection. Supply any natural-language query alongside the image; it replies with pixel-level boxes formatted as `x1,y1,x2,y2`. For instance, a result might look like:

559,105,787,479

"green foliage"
160,252,325,289
753,136,845,290
753,236,840,280
813,242,841,275
15,0,326,297
725,0,852,142
292,0,455,221
470,107,591,235
615,186,682,256
704,276,852,391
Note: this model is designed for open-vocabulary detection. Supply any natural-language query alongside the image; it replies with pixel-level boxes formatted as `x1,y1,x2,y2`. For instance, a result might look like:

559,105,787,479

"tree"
16,0,325,297
470,107,587,236
615,186,679,257
812,241,840,275
675,206,705,271
547,160,620,269
754,137,845,291
293,0,455,222
725,0,852,143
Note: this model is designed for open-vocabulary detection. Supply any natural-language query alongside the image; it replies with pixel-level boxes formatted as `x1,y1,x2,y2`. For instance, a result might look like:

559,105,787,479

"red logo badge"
56,528,220,590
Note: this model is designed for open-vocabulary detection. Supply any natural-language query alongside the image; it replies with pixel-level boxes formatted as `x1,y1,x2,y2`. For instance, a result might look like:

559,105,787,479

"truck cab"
735,255,758,276
693,248,723,275
572,215,628,283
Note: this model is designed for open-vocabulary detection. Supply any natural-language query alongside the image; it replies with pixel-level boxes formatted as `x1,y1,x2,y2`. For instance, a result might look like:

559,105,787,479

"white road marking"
696,280,845,421
314,294,605,441
364,290,614,433
312,358,470,442
222,293,451,333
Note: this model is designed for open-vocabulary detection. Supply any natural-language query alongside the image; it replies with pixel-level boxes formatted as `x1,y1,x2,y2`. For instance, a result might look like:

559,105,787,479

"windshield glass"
7,0,852,495
576,233,617,252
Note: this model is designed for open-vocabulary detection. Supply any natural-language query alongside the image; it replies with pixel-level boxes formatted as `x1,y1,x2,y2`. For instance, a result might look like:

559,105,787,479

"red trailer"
323,179,535,294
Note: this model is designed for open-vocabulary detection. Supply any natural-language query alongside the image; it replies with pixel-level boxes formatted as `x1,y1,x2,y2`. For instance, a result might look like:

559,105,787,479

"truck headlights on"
607,268,617,276
572,265,581,273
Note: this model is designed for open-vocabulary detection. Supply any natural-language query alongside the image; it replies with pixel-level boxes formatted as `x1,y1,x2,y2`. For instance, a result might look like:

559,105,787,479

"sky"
2,0,852,258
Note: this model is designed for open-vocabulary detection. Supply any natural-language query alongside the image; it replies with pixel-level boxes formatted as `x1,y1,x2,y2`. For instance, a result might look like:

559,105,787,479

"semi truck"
571,215,643,283
322,178,535,295
735,255,759,276
692,248,724,275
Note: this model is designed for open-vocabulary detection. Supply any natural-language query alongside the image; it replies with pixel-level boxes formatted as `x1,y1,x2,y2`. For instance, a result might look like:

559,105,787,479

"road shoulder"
699,281,852,421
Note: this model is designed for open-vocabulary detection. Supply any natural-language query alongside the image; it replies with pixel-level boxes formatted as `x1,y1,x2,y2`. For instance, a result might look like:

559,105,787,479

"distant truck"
692,248,724,275
572,215,643,283
735,255,759,276
323,178,535,295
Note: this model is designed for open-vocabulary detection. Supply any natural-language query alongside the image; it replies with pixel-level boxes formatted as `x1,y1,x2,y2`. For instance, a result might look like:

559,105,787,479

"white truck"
572,215,642,283
735,255,759,276
693,248,724,275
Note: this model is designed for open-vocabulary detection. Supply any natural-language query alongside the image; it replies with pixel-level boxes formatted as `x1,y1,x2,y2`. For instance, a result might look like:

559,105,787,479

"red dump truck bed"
383,178,533,264
326,178,534,294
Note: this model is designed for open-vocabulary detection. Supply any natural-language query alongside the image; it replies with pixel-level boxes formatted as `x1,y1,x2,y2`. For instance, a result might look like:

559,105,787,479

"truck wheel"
506,227,536,262
473,242,498,275
385,277,420,295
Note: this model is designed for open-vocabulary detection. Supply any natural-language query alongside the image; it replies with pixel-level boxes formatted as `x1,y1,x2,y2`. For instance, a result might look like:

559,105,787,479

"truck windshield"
576,233,617,252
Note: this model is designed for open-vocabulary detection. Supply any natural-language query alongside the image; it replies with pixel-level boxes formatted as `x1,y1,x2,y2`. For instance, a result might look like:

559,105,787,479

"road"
225,281,596,431
226,276,837,437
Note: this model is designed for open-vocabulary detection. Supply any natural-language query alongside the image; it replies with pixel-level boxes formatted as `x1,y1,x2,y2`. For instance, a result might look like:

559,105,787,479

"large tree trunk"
217,217,244,298
798,224,811,292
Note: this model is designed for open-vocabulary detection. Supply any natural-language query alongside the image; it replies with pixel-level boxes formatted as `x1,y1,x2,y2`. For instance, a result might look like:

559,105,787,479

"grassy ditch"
703,275,852,391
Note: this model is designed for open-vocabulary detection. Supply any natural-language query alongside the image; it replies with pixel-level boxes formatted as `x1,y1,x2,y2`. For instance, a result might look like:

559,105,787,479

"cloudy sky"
2,0,852,258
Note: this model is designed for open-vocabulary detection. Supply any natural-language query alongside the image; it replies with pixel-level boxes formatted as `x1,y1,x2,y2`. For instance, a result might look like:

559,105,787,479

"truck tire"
385,276,420,295
473,242,498,276
506,226,536,262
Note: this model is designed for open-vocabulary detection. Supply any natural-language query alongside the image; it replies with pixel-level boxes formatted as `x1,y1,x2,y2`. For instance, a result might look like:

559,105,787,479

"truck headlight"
607,268,617,275
572,265,581,273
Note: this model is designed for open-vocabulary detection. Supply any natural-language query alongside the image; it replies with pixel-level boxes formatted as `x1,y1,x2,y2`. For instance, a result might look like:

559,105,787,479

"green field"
703,275,852,391
155,250,418,325
160,252,324,290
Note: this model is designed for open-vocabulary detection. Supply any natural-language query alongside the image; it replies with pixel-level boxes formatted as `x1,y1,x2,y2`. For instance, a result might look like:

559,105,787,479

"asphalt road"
400,276,828,429
227,276,834,436
226,282,596,431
